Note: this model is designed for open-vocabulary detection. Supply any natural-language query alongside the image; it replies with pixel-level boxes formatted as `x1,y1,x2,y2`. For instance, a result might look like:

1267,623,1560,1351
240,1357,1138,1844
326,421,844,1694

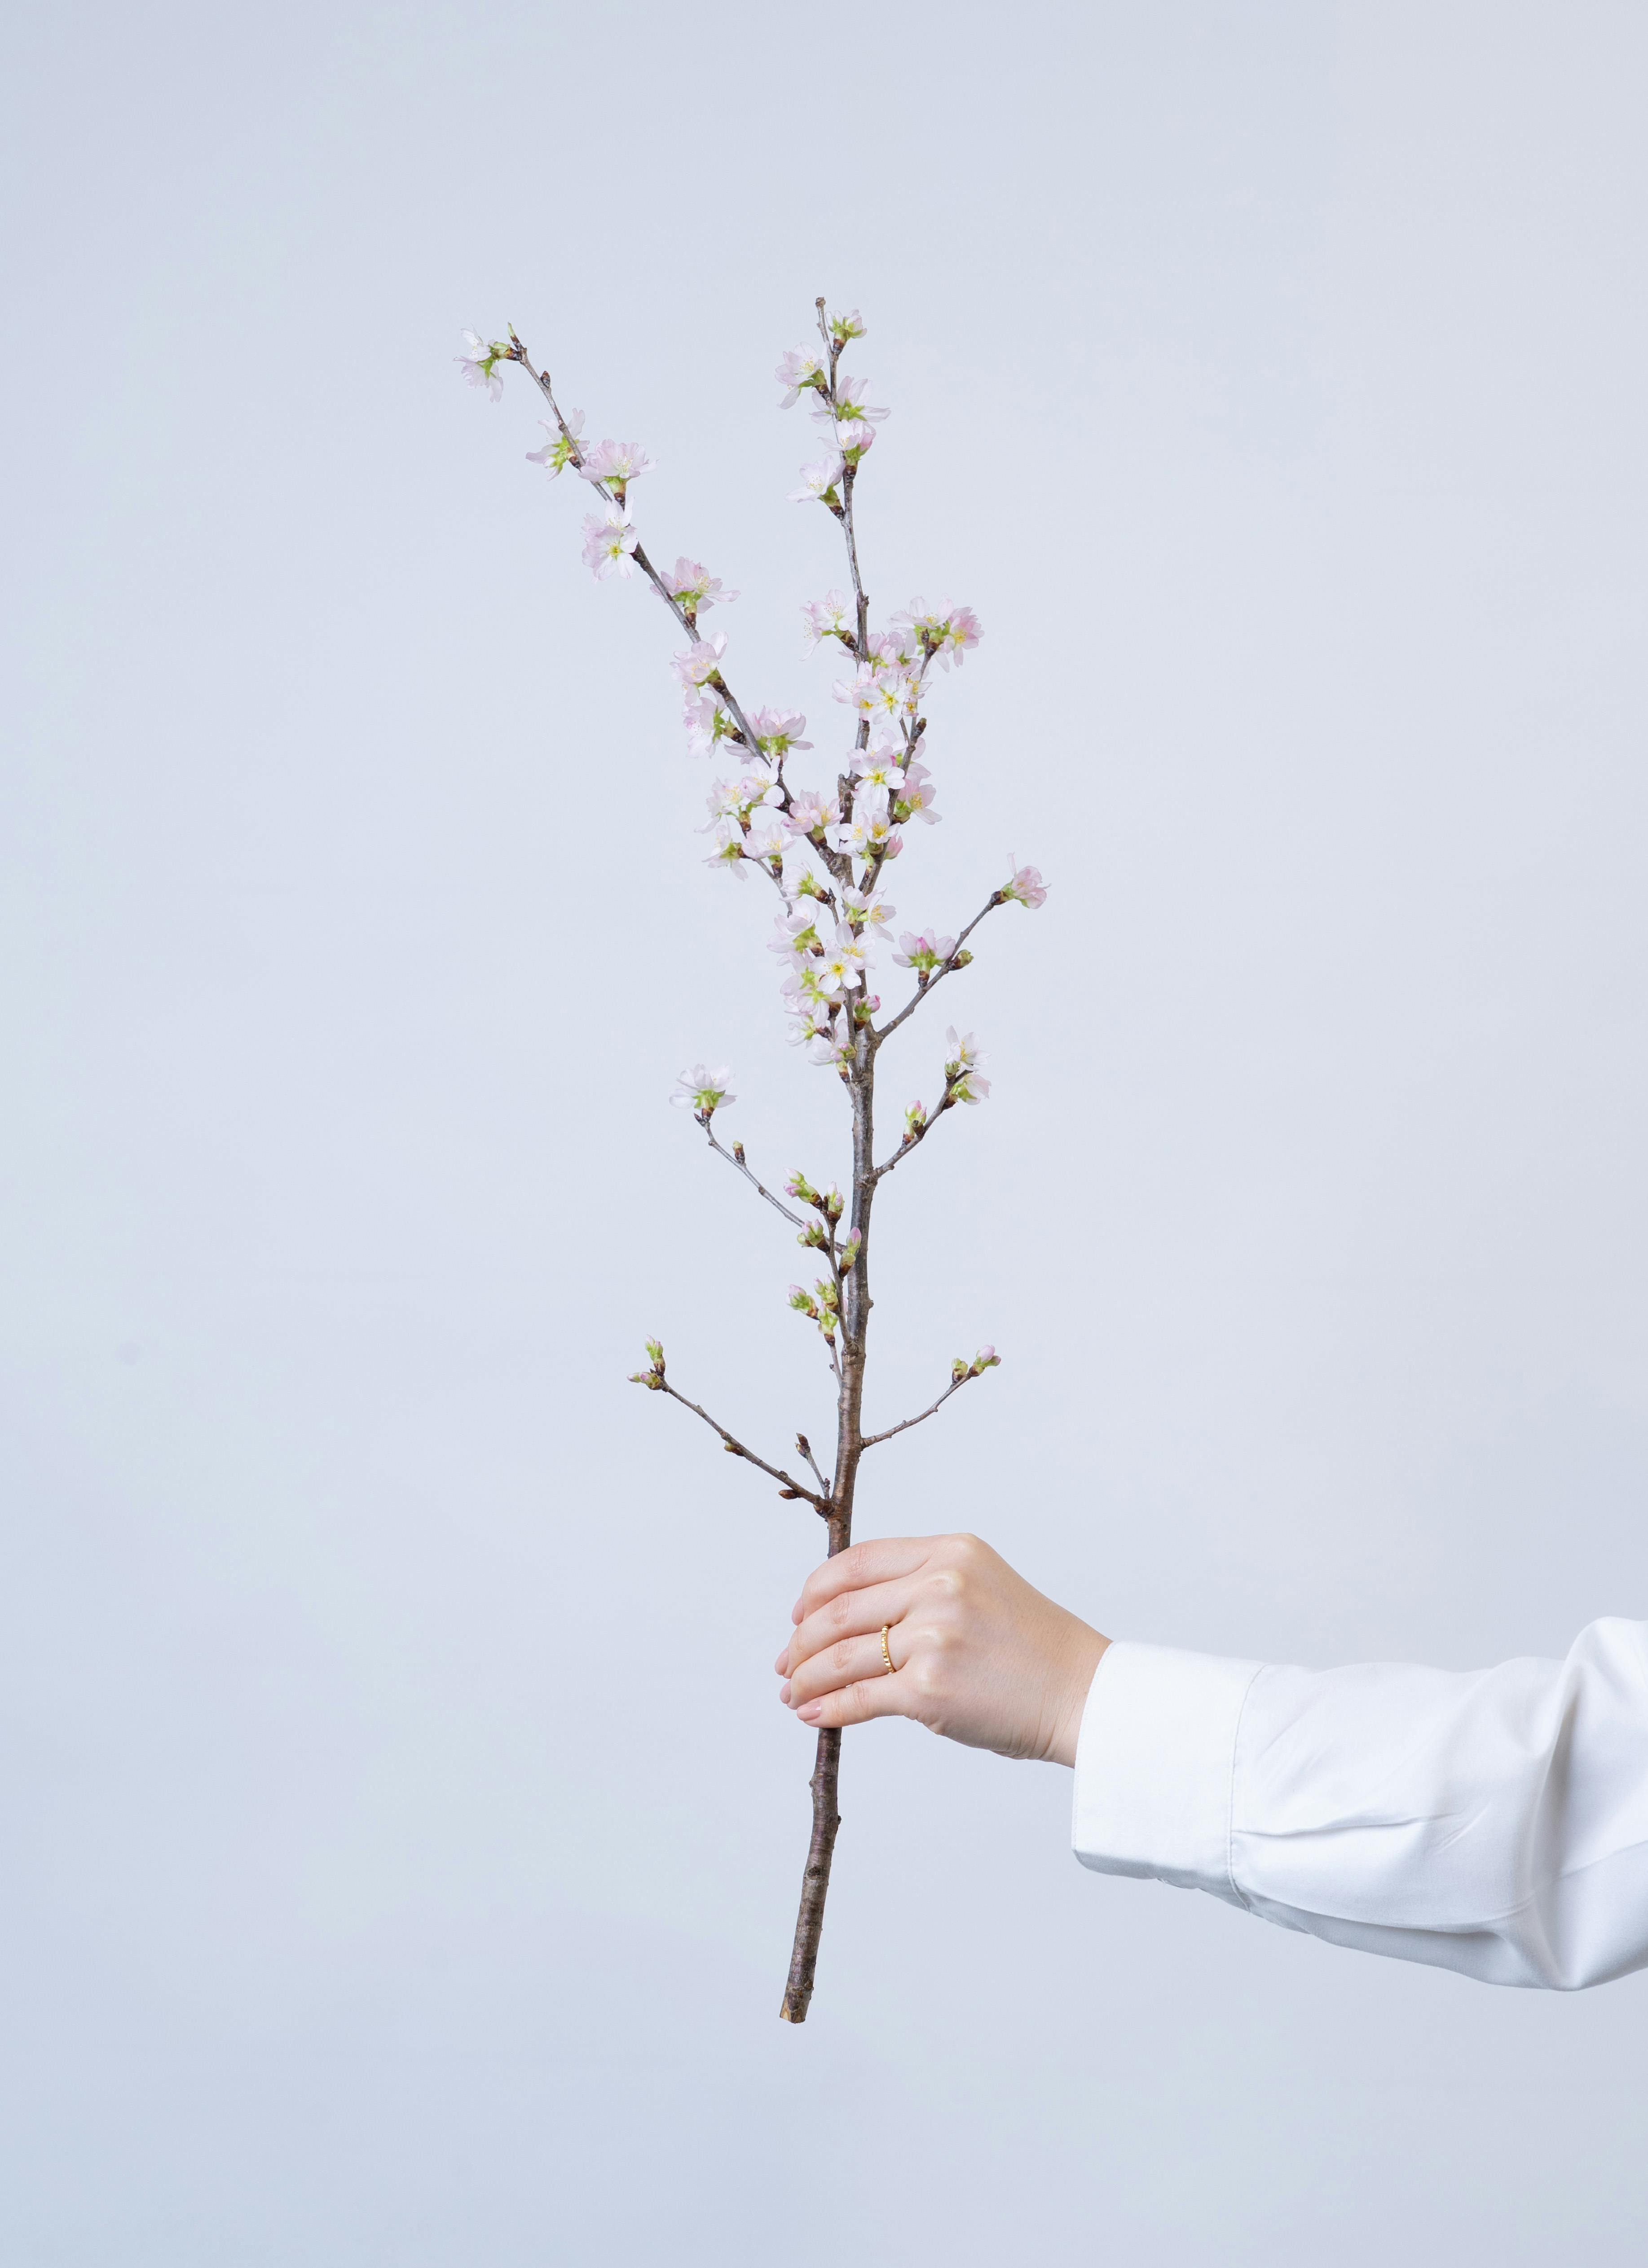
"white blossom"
670,1064,736,1115
456,330,505,401
789,457,844,506
801,591,856,652
525,411,584,475
581,504,639,580
776,348,828,407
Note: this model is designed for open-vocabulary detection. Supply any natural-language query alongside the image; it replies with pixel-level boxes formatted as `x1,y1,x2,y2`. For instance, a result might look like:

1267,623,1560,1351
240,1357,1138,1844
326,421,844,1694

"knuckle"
827,1591,855,1636
830,1638,858,1676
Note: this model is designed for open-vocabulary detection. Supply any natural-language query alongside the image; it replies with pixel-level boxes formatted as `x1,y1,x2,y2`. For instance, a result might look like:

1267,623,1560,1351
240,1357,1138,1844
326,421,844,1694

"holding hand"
777,1533,1109,1766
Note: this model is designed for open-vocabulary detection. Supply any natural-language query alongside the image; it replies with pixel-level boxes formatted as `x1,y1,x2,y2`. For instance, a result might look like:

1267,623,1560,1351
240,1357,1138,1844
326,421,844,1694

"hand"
776,1533,1109,1766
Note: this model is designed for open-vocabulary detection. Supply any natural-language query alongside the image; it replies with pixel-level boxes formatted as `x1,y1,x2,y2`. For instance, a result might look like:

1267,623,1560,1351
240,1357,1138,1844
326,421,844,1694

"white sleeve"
1071,1621,1648,1989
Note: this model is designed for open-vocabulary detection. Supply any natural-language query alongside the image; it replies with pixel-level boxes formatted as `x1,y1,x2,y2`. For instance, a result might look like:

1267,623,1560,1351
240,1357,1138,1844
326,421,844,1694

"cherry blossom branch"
860,1352,998,1450
813,299,869,652
506,336,784,796
462,301,1048,2028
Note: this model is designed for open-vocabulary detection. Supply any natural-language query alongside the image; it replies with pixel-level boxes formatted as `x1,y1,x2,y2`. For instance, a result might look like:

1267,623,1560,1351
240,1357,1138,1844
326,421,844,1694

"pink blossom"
807,1031,852,1070
801,591,856,652
790,457,844,505
456,330,505,401
745,821,787,865
827,801,901,863
935,604,982,668
943,1026,990,1102
783,968,842,1020
841,887,896,937
776,348,828,407
748,708,812,759
891,929,956,974
893,597,982,670
815,925,868,996
1001,859,1048,908
769,903,825,964
670,1063,735,1116
781,787,840,839
703,822,750,878
834,668,919,727
866,627,921,676
681,693,734,757
811,376,887,426
895,759,941,826
904,1098,928,1135
525,411,584,475
702,773,773,826
826,308,867,344
851,743,906,795
786,1006,835,1049
662,557,738,613
577,440,657,493
672,632,727,690
581,505,639,580
832,420,876,461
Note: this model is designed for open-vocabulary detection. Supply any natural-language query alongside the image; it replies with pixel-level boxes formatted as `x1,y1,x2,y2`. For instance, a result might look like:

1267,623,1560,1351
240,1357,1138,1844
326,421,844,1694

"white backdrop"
4,2,1646,2260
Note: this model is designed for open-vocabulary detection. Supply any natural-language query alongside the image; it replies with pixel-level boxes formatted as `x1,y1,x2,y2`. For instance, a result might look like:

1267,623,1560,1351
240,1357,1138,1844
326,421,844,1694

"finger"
785,1572,926,1675
793,1536,936,1624
797,1670,911,1731
787,1626,901,1708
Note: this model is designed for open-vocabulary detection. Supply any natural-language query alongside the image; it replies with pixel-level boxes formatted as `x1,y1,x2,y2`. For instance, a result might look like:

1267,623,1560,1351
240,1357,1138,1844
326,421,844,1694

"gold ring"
879,1624,895,1675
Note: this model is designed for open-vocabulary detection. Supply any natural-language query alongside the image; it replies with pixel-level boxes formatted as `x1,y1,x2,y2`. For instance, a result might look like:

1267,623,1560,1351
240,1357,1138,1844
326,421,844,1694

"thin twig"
701,1124,808,1228
658,1382,830,1513
795,1433,832,1495
860,1366,983,1449
868,1078,969,1184
873,890,1006,1046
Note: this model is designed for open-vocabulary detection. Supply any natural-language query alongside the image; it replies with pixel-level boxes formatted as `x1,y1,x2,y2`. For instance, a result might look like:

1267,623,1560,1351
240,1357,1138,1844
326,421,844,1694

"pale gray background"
3,1,1646,2260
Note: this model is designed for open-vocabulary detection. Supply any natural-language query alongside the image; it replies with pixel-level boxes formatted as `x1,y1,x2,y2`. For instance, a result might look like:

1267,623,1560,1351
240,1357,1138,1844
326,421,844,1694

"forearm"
1072,1620,1648,1990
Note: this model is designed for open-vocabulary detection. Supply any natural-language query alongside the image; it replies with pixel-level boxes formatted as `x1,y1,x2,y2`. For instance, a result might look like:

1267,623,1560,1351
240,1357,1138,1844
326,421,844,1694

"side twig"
860,1366,983,1449
657,1381,831,1515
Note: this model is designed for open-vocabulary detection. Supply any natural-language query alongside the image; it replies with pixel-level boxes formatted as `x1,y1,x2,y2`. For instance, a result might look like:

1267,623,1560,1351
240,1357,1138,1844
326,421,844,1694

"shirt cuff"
1071,1640,1262,1902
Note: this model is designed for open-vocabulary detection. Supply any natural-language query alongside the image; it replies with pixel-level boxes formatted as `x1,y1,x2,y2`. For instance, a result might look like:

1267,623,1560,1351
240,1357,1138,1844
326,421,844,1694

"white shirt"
1071,1620,1648,1989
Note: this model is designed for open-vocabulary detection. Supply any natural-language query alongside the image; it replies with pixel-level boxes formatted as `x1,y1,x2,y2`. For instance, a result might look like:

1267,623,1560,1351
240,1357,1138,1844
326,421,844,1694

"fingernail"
791,1603,803,1624
797,1701,823,1724
779,1681,792,1705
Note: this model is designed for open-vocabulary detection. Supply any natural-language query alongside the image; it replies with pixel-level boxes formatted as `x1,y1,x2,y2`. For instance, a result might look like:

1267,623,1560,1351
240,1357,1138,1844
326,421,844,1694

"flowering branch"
460,301,1047,2023
861,1348,1001,1449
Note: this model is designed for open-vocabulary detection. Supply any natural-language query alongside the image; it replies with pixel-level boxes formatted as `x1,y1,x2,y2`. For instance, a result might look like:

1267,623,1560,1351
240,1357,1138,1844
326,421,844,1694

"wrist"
1045,1626,1109,1767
